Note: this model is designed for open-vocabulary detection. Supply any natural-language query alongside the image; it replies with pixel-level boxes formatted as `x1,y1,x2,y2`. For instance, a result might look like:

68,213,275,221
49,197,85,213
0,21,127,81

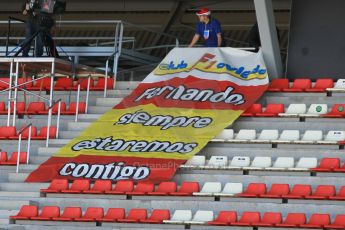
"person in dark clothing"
247,22,281,52
22,0,44,57
189,8,223,47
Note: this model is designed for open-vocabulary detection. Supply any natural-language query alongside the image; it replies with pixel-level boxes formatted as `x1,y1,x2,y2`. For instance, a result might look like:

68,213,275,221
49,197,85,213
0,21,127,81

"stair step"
0,199,36,210
87,106,112,114
48,139,71,146
59,131,82,139
67,122,91,131
0,191,40,198
96,97,122,107
38,147,61,155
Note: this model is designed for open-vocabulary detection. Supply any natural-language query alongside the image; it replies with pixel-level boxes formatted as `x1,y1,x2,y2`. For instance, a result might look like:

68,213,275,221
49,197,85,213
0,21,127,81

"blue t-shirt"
196,18,222,47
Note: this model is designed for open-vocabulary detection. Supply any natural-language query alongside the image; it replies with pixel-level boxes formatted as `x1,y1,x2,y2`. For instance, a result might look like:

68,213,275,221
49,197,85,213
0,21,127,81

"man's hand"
189,34,200,48
23,10,28,15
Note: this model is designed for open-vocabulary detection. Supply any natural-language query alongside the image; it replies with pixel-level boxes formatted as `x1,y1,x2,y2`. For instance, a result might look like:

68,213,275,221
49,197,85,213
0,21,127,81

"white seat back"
221,183,243,195
200,182,222,193
307,104,328,115
334,79,345,89
207,156,228,167
325,131,345,141
295,157,318,169
192,210,214,222
273,157,295,168
235,129,256,140
171,210,193,221
279,130,300,141
302,130,323,141
251,157,272,167
258,129,279,140
285,104,307,114
185,156,205,166
215,129,234,140
230,156,251,167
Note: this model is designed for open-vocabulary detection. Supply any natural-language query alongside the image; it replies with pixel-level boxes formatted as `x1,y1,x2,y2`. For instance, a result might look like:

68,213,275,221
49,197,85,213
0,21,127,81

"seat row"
214,129,345,144
40,179,345,201
0,101,86,115
0,151,27,165
0,77,114,91
242,103,345,118
10,205,345,229
183,155,345,173
0,126,56,140
267,78,336,92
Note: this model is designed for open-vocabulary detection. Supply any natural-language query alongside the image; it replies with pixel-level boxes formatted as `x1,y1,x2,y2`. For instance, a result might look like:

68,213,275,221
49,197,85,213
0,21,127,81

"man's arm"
217,33,222,47
189,34,200,48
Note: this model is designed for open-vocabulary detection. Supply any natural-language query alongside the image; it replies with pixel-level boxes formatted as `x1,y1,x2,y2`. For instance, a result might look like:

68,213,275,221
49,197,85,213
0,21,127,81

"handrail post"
12,61,19,127
6,17,11,57
85,76,90,113
26,125,32,164
16,134,22,173
7,60,14,126
56,101,61,139
104,60,109,98
46,106,52,148
75,84,80,122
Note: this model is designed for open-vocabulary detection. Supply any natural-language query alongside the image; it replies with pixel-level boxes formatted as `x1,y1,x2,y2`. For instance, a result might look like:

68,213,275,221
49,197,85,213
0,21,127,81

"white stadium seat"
268,157,295,169
306,104,328,115
283,104,307,115
230,156,251,167
334,79,345,89
257,129,279,141
185,210,214,224
292,157,318,170
235,129,256,140
164,210,192,223
278,130,300,141
214,129,234,140
247,157,272,168
215,183,243,196
207,156,228,167
324,131,345,141
193,182,222,196
184,155,205,167
301,130,323,141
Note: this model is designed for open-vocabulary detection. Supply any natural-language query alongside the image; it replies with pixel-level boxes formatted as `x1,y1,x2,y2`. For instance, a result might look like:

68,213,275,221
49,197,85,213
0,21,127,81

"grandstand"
0,0,345,230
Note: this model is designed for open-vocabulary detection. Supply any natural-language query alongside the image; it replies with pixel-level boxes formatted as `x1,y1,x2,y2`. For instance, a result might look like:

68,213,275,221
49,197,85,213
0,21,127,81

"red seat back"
83,207,104,219
239,212,260,224
18,77,33,88
68,102,86,113
244,104,262,114
126,209,147,221
267,184,290,196
94,77,114,89
18,126,37,138
269,79,289,90
27,102,46,113
104,208,125,220
33,78,52,88
333,214,345,226
261,212,282,225
38,206,60,218
244,183,266,195
178,182,199,194
60,207,82,219
313,185,336,197
156,182,177,193
48,179,69,191
337,186,345,197
10,102,25,113
0,102,5,111
307,214,330,225
0,78,10,89
134,182,154,193
283,213,306,225
8,152,27,164
148,209,170,222
0,126,16,138
313,79,334,89
0,152,7,163
38,126,57,138
90,180,112,192
290,184,312,196
214,211,237,223
291,79,311,90
77,78,95,88
55,78,73,88
114,181,134,192
14,205,38,218
51,102,67,113
329,104,345,116
70,180,90,191
318,158,340,170
264,104,285,114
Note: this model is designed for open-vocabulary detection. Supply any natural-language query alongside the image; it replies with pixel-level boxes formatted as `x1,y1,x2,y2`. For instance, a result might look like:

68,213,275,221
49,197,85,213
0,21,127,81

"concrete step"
0,191,40,198
0,199,36,210
115,81,140,90
48,139,71,146
67,122,91,131
29,156,50,164
37,147,61,156
59,131,82,139
0,182,47,192
87,106,112,114
78,113,102,121
96,97,122,107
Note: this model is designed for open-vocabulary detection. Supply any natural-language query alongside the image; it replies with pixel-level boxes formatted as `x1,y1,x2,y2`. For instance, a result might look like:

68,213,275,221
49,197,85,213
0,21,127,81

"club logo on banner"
26,48,269,183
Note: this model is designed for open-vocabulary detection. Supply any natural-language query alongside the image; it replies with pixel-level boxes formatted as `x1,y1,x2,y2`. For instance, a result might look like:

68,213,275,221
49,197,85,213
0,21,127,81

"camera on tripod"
40,0,66,14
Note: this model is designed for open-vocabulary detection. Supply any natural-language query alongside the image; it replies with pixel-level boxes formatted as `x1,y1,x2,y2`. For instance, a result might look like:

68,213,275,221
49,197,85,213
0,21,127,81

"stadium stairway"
2,80,345,229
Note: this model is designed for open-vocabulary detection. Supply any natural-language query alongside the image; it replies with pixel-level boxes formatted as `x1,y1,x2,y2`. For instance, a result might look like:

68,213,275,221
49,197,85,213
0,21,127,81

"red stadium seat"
83,180,112,194
305,185,336,200
170,182,199,196
231,212,260,226
147,182,177,195
69,78,95,91
0,102,6,114
75,207,104,222
305,79,334,92
96,208,125,222
0,78,10,90
330,186,345,200
237,183,266,198
253,212,282,227
242,104,262,117
118,209,147,223
312,158,340,172
50,77,73,90
1,152,27,165
334,163,345,173
10,126,37,140
283,79,311,92
282,184,312,199
0,152,7,163
256,104,284,117
276,213,306,227
140,209,170,224
324,104,345,118
38,102,67,115
126,182,154,195
9,102,25,114
325,214,345,229
31,206,60,220
268,79,289,92
27,78,52,91
17,77,33,89
61,180,90,193
208,211,237,226
300,213,330,228
10,205,38,220
90,77,114,90
105,180,134,195
52,207,82,221
32,126,57,140
19,102,45,115
260,184,290,198
62,102,86,115
40,179,69,193
0,126,16,139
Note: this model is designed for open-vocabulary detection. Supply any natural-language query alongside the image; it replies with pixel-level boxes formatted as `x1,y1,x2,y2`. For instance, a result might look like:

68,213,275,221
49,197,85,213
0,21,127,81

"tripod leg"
14,30,41,57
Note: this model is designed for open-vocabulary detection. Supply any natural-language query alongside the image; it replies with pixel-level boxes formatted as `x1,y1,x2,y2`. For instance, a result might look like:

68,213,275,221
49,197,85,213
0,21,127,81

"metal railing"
16,123,32,173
